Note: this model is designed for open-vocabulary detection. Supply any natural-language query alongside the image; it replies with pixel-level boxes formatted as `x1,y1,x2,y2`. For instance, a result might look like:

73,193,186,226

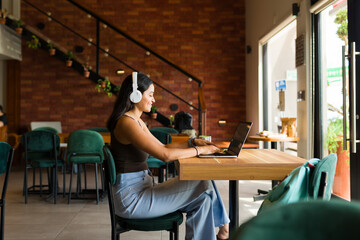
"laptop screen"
227,122,253,155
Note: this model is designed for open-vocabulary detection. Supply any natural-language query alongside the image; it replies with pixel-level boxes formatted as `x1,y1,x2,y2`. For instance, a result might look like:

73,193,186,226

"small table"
178,149,306,234
247,135,299,151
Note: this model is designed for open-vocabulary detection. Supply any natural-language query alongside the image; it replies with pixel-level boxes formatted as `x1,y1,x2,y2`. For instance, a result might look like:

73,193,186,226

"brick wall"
19,0,246,140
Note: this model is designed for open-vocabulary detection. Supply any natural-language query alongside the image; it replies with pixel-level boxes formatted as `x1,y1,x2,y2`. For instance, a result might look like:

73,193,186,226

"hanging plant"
47,41,56,56
95,78,120,97
27,35,41,49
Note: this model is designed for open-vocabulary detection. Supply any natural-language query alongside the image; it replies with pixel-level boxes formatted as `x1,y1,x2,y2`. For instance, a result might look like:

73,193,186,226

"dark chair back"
0,142,14,240
231,200,360,240
67,130,104,163
33,126,58,134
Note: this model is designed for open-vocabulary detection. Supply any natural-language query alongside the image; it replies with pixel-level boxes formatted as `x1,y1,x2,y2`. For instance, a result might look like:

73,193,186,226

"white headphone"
129,72,142,103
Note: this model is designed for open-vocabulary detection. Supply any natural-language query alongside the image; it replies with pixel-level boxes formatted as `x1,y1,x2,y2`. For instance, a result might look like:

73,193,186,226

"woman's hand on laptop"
198,145,222,155
194,139,216,146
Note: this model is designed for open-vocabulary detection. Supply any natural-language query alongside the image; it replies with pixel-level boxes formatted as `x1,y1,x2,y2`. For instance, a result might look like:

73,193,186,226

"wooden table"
58,132,111,144
178,149,306,233
248,135,300,151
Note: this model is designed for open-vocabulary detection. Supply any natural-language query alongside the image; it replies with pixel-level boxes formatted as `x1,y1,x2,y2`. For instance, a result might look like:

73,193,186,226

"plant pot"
169,124,175,128
49,48,56,56
66,60,73,67
101,81,106,88
332,139,350,200
83,70,90,78
151,113,157,119
0,18,6,24
15,27,23,34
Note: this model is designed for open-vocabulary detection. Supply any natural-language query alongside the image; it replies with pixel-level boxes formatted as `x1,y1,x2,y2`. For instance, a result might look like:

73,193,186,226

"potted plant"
15,20,23,34
326,118,350,200
151,106,157,119
47,41,56,56
0,9,7,25
27,35,41,49
66,51,74,67
169,115,175,128
95,78,120,97
83,62,90,78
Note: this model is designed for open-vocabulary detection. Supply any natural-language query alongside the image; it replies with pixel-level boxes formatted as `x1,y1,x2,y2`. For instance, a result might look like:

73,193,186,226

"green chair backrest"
21,130,60,152
0,142,12,175
103,145,116,185
88,127,109,133
150,129,172,144
67,129,104,163
151,127,179,134
33,126,59,134
311,153,337,200
231,200,360,240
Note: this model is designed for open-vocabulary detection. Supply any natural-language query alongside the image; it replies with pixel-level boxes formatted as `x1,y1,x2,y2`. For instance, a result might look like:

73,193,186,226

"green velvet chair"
103,145,183,240
230,200,360,240
21,130,64,204
67,129,104,204
257,153,337,214
0,142,14,240
147,129,174,183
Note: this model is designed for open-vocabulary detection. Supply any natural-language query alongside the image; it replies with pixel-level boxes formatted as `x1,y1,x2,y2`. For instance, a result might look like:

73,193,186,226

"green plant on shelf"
27,35,41,49
95,78,120,97
151,106,157,113
169,115,174,126
15,19,23,28
67,51,74,60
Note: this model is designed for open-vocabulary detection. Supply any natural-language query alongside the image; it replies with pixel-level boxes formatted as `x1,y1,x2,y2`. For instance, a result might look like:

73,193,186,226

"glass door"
315,0,360,200
316,0,350,200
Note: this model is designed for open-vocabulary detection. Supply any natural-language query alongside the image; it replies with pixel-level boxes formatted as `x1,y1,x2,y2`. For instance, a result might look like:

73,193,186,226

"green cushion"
116,211,183,231
231,200,360,240
103,146,116,185
0,142,12,174
147,156,166,168
311,153,337,199
67,129,104,163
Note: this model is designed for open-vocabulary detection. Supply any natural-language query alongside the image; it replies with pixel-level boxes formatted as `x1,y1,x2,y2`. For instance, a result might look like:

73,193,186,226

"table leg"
229,180,239,234
271,142,278,150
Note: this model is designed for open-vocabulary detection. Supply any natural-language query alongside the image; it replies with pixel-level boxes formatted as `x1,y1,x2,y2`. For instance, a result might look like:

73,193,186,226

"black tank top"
111,115,149,174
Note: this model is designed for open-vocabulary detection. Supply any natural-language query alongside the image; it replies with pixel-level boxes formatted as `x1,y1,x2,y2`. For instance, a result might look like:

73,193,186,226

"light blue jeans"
113,170,230,240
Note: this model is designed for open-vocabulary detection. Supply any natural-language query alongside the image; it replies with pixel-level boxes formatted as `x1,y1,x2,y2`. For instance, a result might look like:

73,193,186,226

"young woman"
107,72,230,240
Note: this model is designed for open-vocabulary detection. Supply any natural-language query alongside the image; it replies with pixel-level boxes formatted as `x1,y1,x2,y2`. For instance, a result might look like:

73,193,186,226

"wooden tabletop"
248,135,300,142
58,132,111,143
213,141,259,149
178,149,306,181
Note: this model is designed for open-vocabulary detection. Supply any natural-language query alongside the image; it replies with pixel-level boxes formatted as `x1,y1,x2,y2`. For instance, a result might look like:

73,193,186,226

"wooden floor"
1,169,270,239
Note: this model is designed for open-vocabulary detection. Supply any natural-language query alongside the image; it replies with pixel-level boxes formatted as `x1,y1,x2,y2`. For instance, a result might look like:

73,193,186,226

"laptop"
198,121,253,158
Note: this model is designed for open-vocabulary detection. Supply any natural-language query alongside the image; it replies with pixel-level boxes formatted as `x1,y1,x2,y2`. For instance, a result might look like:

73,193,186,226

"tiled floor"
1,169,270,239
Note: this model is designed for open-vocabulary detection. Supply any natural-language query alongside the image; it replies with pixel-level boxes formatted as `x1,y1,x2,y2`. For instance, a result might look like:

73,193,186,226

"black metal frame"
0,144,14,240
67,152,104,204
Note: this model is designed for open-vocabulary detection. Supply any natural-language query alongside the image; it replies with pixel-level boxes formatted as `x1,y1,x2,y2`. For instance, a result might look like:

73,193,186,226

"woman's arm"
114,117,221,162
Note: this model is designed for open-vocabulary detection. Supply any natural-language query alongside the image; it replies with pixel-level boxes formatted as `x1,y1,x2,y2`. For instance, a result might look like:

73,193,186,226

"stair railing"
21,0,206,134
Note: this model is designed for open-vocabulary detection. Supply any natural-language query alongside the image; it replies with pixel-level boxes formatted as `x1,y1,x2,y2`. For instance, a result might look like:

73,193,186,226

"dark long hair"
107,72,153,132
